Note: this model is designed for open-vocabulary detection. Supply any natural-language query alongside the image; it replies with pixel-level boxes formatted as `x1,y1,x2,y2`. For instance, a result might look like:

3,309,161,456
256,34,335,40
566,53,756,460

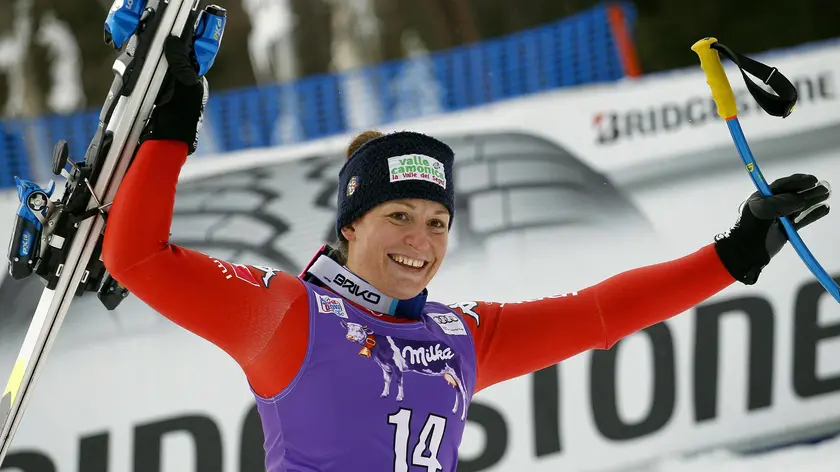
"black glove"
715,173,831,285
140,34,208,154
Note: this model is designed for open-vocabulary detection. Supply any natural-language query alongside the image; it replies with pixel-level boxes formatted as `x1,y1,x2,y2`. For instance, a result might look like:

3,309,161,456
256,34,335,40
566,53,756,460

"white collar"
305,252,428,319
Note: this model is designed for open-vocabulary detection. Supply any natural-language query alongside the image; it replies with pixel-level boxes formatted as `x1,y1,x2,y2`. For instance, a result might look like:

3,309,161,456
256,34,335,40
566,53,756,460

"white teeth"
391,254,425,268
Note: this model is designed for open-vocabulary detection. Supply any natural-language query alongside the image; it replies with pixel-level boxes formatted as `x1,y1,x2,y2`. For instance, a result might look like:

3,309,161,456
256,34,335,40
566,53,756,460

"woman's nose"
403,225,431,252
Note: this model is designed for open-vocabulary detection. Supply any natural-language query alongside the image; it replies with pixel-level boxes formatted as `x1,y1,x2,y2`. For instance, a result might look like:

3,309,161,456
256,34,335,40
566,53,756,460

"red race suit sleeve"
102,140,310,398
451,245,736,393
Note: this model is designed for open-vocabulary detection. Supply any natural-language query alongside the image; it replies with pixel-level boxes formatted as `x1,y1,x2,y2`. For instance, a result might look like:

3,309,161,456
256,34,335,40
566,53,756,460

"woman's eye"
428,219,449,231
389,212,409,222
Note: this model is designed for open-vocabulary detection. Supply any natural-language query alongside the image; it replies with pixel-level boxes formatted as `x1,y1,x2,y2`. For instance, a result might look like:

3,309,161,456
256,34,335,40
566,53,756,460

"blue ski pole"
691,37,839,303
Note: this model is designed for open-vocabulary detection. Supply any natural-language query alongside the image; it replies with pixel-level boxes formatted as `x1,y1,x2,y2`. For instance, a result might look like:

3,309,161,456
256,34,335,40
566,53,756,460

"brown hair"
346,129,384,159
335,129,386,265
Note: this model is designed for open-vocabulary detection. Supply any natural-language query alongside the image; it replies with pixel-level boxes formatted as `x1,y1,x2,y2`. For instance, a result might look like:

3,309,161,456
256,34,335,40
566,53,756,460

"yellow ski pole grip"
691,37,739,119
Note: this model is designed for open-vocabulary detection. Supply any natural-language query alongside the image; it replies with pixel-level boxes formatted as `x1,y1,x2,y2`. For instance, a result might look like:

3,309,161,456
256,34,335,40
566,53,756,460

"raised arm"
101,36,310,397
102,139,307,377
456,169,832,394
453,244,734,393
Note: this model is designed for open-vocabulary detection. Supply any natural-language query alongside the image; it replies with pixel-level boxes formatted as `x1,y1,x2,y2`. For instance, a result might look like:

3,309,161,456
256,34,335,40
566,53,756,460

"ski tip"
2,358,26,408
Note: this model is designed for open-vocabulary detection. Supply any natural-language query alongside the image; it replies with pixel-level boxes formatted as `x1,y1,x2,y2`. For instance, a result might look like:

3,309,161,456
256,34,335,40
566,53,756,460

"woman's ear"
340,224,356,242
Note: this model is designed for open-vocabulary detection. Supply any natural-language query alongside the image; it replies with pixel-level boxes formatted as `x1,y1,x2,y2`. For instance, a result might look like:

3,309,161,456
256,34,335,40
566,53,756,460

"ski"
1,0,225,463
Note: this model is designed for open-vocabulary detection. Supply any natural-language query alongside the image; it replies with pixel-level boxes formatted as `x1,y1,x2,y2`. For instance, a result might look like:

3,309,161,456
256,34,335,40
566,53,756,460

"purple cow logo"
341,321,468,421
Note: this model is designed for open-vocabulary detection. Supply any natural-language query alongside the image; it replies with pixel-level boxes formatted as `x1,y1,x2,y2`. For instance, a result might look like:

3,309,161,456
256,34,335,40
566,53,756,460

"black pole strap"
711,42,798,118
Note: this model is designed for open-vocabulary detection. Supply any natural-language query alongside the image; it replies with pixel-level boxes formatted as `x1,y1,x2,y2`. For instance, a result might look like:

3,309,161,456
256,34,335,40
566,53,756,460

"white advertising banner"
0,39,839,471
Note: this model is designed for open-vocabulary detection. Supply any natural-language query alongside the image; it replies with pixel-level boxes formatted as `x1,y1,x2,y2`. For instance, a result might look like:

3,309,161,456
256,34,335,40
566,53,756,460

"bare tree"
328,0,380,71
36,10,86,112
0,0,40,116
289,0,332,78
242,0,298,84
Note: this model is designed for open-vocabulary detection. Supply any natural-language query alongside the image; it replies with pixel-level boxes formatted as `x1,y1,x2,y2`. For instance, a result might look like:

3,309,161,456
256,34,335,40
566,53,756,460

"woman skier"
102,36,832,472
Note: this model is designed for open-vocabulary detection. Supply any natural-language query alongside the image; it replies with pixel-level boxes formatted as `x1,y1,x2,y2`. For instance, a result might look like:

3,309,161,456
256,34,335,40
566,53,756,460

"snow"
648,435,840,472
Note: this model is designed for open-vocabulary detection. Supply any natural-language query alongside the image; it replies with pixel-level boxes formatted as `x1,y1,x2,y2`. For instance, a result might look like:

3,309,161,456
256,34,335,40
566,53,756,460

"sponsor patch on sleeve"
253,265,281,288
231,263,261,287
429,313,467,336
317,294,348,319
208,255,263,288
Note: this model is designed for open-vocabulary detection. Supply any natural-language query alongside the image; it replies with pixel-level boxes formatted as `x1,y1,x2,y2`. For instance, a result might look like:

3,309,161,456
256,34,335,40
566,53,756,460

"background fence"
0,2,638,190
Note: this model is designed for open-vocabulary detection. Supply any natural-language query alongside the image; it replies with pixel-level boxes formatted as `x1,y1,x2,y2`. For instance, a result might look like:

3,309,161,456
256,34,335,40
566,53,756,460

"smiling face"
341,198,450,300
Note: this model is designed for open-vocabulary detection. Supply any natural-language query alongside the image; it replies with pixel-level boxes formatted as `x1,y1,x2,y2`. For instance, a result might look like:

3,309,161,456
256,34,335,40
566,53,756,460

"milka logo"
341,321,468,420
401,344,454,367
388,154,447,189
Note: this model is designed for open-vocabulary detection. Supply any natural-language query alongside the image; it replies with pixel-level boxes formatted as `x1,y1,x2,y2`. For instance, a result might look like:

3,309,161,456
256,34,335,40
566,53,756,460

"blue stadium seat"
0,120,31,189
0,1,639,190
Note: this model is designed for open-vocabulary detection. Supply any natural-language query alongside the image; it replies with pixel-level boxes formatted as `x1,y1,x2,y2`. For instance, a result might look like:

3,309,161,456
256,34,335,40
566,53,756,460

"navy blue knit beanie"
336,131,455,239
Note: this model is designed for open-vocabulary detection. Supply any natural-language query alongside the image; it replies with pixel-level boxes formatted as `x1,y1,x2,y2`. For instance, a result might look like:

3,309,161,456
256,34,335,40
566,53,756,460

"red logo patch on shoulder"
231,263,260,287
